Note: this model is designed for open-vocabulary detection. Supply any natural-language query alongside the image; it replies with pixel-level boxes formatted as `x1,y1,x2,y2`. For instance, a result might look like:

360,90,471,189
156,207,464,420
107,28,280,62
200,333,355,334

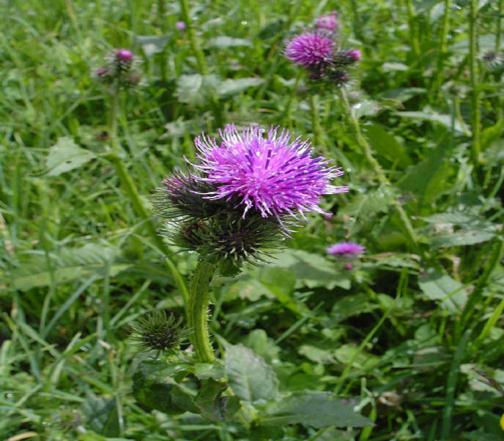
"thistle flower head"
130,311,184,354
345,49,362,62
195,125,347,218
285,32,335,67
315,11,339,32
115,48,134,62
327,242,365,257
176,21,186,30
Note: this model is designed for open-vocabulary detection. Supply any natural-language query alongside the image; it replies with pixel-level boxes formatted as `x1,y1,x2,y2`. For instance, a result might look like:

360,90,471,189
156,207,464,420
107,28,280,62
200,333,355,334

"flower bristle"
130,311,184,354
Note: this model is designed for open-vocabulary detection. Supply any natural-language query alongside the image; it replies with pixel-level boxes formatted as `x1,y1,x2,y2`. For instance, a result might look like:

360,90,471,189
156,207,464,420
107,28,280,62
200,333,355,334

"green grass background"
0,0,503,440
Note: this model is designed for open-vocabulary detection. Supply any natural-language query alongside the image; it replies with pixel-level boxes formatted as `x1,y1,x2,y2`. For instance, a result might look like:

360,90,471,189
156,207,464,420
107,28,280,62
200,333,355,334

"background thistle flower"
285,33,335,67
95,48,141,89
314,11,339,33
130,311,184,354
327,241,365,258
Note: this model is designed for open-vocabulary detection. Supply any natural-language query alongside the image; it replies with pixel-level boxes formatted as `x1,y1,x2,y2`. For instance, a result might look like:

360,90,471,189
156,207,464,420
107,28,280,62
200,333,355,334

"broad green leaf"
83,396,121,437
11,243,124,291
262,391,372,428
363,124,411,166
207,36,252,48
397,109,469,135
418,268,468,313
217,77,264,97
132,360,197,415
134,35,170,57
46,137,96,176
225,344,279,402
243,329,280,364
176,74,220,105
258,267,308,316
424,211,499,248
194,379,239,422
398,147,453,206
272,249,351,290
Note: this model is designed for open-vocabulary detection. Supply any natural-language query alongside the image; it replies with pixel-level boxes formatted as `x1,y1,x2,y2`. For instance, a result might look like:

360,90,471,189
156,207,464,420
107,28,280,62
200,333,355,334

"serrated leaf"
83,396,121,437
207,36,252,48
418,268,468,313
46,137,96,176
217,77,264,97
262,391,372,428
225,344,278,402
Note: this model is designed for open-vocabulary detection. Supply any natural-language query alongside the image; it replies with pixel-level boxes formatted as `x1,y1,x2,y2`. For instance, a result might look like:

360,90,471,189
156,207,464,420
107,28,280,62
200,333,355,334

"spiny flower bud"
94,48,141,89
130,311,184,354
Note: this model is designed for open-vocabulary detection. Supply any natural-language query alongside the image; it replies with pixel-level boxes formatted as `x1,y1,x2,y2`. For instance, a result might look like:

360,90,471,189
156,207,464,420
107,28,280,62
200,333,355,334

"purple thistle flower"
194,125,347,218
176,21,186,31
115,48,134,62
315,11,339,32
327,242,365,257
285,32,335,67
344,49,361,62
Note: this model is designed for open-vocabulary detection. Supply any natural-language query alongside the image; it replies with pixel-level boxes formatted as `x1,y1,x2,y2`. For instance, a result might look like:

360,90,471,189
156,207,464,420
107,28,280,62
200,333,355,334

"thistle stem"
469,0,481,168
106,85,190,309
337,88,421,253
405,0,420,58
309,94,324,149
179,0,208,75
430,0,451,99
189,260,216,362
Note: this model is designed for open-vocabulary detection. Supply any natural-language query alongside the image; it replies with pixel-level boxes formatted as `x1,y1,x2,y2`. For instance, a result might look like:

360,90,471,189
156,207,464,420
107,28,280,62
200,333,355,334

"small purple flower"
345,49,361,62
327,242,365,257
315,11,338,32
285,32,334,67
115,48,134,62
194,125,348,218
176,21,186,31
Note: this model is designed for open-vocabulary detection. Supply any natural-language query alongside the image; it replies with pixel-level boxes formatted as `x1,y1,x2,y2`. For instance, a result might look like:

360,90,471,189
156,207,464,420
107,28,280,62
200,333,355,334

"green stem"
337,89,421,253
105,87,190,308
157,0,168,81
430,0,451,99
179,0,208,75
405,0,420,58
178,0,223,127
189,260,217,362
309,94,324,149
469,0,481,167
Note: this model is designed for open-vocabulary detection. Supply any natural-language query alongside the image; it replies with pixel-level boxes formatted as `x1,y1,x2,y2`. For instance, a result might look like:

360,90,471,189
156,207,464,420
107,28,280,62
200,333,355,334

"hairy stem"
309,94,324,149
430,0,451,99
469,0,481,167
337,89,421,253
189,260,217,362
